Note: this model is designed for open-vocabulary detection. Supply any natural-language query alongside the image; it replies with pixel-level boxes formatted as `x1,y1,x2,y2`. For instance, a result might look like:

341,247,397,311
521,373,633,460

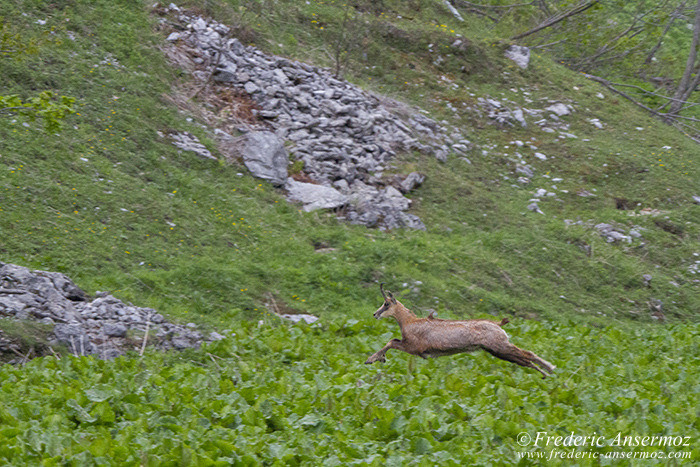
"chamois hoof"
365,355,385,364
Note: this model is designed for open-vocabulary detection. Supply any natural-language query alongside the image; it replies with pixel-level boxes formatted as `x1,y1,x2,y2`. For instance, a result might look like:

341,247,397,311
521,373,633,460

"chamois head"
374,283,398,319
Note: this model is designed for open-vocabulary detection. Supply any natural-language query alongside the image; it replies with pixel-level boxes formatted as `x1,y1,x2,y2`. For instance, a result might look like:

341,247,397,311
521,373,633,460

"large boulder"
285,179,348,211
240,131,289,186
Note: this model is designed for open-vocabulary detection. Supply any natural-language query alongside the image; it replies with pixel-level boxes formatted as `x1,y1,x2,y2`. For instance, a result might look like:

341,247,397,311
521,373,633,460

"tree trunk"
668,0,700,117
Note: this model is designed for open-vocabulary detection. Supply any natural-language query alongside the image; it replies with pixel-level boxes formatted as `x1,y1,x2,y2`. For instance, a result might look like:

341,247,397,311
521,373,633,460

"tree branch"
510,1,600,41
584,72,700,144
454,0,536,9
582,73,661,116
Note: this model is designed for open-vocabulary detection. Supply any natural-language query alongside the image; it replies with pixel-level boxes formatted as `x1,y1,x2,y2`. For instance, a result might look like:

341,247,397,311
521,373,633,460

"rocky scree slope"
159,4,473,230
0,262,222,362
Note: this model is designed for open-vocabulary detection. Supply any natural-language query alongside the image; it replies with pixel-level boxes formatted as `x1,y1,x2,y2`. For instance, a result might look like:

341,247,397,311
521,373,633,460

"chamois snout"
374,302,389,319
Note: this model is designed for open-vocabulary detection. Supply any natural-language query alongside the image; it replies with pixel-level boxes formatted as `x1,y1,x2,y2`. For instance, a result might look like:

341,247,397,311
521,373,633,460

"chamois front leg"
365,338,405,364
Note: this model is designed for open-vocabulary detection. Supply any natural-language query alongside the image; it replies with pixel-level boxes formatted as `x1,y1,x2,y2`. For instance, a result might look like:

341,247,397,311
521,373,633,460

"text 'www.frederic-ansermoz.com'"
515,431,694,461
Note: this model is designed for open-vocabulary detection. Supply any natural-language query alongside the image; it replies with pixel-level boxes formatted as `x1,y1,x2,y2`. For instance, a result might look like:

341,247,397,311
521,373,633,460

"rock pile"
0,262,220,361
475,96,576,138
564,220,645,244
161,4,471,229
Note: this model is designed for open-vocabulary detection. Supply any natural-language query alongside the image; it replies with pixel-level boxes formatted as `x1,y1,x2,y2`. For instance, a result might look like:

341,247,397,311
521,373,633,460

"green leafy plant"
0,91,75,133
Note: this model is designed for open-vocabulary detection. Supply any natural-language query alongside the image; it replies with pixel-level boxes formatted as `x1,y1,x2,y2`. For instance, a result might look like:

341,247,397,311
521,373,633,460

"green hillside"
0,0,698,464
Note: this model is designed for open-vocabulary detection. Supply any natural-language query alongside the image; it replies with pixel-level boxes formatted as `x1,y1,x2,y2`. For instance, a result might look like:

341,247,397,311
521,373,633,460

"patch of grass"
0,319,66,363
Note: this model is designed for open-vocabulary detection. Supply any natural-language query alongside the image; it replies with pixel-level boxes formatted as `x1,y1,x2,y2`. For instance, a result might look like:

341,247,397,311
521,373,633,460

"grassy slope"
0,0,698,464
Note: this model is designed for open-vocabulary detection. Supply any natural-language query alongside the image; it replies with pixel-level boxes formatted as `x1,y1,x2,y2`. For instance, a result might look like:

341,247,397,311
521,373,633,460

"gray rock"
589,118,604,129
190,17,207,32
504,45,530,69
170,132,217,161
280,314,319,324
595,223,630,243
511,108,527,127
209,331,226,341
382,186,411,211
240,131,289,186
546,103,572,116
285,179,348,211
171,336,194,350
527,203,544,215
213,62,238,83
53,324,96,355
399,172,425,193
103,323,128,338
516,164,535,178
693,195,700,204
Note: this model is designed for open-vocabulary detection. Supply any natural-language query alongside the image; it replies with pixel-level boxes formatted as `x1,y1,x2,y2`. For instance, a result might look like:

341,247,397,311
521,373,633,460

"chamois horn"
380,282,387,300
380,282,395,302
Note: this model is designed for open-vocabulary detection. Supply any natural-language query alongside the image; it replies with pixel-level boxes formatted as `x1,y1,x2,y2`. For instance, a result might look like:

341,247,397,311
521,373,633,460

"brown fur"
366,290,555,378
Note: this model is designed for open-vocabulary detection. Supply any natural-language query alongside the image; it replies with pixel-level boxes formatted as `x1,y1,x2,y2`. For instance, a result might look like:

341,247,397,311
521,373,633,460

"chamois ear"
379,283,397,304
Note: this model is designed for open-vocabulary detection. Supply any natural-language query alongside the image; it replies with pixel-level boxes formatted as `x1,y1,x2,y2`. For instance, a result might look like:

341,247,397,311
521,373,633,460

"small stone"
399,172,425,193
280,314,319,324
527,203,544,215
589,118,604,129
209,331,226,341
516,164,534,178
171,336,193,349
170,132,216,161
546,103,571,116
504,45,530,69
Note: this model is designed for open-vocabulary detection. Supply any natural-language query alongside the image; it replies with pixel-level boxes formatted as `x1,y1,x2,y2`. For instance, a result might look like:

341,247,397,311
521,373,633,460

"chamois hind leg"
483,343,552,378
527,351,556,375
365,339,405,364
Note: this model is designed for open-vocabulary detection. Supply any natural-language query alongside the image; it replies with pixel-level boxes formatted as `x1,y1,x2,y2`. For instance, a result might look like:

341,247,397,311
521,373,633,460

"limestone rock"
504,45,530,69
546,103,572,116
399,172,425,193
285,179,348,211
240,131,289,186
170,132,217,161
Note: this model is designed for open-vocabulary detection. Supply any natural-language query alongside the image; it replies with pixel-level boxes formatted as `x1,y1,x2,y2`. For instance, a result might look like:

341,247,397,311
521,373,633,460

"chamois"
365,284,556,378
